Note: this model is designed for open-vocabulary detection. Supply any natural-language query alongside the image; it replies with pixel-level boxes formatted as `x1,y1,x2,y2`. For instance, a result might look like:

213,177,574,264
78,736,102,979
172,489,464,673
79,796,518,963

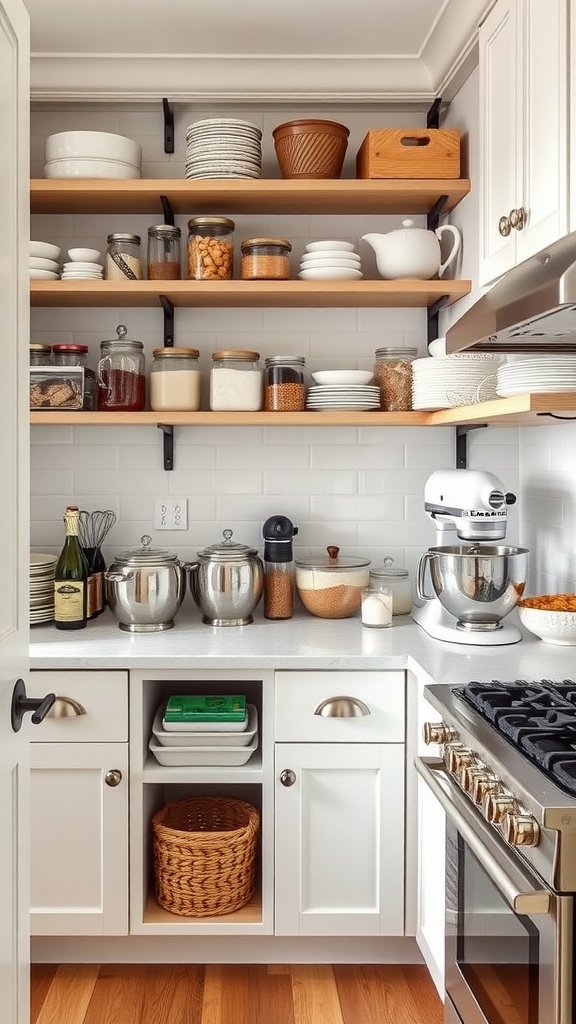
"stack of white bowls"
185,118,263,179
29,241,61,280
298,240,362,281
44,131,142,180
62,248,103,281
411,353,505,409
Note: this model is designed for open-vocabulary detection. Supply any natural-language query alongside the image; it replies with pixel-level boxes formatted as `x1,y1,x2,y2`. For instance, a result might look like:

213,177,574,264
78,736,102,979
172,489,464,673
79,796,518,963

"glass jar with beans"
187,216,234,280
241,237,292,280
373,347,418,411
264,356,306,411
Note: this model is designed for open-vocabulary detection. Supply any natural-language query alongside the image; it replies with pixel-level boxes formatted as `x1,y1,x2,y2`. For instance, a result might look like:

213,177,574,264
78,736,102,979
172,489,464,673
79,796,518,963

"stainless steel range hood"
445,232,576,353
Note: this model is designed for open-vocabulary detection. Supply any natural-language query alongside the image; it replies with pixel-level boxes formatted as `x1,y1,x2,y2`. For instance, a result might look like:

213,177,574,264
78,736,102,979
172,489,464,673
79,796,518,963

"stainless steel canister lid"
116,534,178,565
197,529,259,562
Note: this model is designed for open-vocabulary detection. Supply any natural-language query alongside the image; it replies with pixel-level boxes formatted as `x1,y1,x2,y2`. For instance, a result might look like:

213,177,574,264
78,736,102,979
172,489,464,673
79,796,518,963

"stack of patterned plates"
411,354,504,409
30,552,57,625
185,118,263,179
496,356,576,396
306,384,381,411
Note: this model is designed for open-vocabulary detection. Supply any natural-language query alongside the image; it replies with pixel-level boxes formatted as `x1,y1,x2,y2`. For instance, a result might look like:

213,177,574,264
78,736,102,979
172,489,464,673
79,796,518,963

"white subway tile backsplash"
264,470,357,495
215,471,263,494
31,445,118,471
311,445,404,470
311,494,403,520
217,445,308,470
216,495,310,523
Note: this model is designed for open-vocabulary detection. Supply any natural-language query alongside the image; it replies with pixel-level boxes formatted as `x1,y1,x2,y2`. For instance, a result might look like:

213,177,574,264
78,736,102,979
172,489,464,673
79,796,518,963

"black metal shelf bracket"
158,424,174,471
456,424,488,469
162,98,174,154
427,294,449,349
427,194,448,232
160,194,174,226
159,295,174,347
427,96,442,129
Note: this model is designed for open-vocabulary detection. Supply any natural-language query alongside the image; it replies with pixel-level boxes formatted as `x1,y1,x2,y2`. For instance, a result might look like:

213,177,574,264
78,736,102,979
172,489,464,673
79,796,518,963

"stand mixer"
411,469,529,645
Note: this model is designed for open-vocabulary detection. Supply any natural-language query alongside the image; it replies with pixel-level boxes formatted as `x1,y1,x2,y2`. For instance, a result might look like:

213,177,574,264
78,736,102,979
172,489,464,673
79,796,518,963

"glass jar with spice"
150,347,201,411
187,217,234,280
52,343,97,410
373,347,418,411
147,225,182,280
30,343,52,365
241,237,292,280
96,325,146,411
210,350,262,411
105,233,142,281
264,355,306,411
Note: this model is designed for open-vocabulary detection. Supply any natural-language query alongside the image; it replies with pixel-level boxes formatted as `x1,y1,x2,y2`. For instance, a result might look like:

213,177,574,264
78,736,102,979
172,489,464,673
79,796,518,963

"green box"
163,694,247,722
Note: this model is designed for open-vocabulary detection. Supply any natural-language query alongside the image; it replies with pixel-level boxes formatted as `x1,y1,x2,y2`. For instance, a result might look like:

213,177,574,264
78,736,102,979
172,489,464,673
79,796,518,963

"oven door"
415,757,573,1024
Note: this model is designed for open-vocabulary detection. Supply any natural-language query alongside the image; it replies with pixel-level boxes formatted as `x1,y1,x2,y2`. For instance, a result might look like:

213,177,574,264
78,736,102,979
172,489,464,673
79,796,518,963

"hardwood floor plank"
201,965,294,1024
290,965,345,1024
31,964,59,1024
84,965,205,1024
333,965,443,1024
35,965,100,1024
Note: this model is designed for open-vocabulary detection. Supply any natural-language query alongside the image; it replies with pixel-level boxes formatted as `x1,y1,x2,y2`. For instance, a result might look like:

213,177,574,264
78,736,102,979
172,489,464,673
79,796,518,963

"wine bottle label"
54,580,85,621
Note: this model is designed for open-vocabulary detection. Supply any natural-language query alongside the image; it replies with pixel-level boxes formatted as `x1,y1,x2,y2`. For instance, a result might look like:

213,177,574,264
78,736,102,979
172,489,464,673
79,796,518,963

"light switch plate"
153,497,188,530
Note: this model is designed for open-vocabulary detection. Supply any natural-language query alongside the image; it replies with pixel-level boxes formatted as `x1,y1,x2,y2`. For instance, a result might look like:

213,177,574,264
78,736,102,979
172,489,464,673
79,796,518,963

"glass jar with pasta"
187,216,234,280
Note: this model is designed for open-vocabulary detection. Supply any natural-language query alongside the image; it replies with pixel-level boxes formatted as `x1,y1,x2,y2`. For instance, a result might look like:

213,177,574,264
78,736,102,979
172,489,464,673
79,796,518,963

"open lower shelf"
30,177,471,216
143,750,263,782
30,278,471,308
29,394,576,428
142,890,263,928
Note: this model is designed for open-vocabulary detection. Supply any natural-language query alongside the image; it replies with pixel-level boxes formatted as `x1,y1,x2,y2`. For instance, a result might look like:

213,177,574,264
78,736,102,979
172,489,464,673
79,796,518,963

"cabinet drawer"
274,671,404,743
29,671,128,742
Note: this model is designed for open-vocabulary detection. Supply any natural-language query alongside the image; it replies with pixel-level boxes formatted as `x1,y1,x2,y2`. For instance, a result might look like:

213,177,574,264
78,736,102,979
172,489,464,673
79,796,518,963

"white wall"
30,98,521,586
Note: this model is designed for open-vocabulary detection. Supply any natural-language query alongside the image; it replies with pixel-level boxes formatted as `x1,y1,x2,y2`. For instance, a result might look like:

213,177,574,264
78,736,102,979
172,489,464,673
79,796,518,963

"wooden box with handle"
356,128,461,179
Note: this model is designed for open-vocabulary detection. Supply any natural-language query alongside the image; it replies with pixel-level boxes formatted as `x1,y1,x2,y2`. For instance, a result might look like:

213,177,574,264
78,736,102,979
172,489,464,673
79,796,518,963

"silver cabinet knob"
105,769,123,787
499,214,511,236
509,206,526,230
280,769,296,787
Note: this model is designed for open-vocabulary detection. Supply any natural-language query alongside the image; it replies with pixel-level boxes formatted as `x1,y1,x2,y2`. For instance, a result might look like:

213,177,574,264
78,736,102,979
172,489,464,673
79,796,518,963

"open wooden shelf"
28,394,576,428
30,278,471,308
143,890,263,928
30,177,471,216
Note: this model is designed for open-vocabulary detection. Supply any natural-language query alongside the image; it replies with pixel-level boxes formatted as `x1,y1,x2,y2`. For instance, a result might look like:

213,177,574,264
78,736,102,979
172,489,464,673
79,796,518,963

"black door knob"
11,678,56,732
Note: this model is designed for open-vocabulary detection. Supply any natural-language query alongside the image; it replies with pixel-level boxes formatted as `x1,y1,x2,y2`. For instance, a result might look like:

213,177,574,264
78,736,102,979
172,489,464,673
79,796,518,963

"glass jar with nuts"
373,347,418,411
187,216,234,280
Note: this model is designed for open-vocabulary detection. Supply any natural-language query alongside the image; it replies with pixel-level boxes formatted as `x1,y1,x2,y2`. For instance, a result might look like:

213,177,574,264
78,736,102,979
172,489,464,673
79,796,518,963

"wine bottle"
54,505,89,630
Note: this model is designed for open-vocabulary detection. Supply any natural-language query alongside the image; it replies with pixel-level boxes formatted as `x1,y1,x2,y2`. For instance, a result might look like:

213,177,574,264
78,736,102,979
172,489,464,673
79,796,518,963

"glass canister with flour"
210,350,262,411
105,233,143,281
150,347,201,411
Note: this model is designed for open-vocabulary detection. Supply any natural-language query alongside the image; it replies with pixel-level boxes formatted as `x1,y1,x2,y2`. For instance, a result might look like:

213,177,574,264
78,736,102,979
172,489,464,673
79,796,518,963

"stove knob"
449,747,475,774
423,722,455,746
472,773,500,805
484,790,517,824
460,762,487,795
502,812,541,848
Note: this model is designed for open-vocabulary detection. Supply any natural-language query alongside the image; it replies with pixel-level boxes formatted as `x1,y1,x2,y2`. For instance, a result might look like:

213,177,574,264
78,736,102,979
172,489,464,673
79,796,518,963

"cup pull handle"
313,696,370,718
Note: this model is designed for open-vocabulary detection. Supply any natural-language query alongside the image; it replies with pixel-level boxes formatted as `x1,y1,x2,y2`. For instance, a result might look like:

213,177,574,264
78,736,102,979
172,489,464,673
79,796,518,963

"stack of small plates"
185,118,263,179
496,357,576,396
61,260,103,281
298,240,362,281
411,354,504,410
30,241,61,280
306,384,381,411
30,552,57,625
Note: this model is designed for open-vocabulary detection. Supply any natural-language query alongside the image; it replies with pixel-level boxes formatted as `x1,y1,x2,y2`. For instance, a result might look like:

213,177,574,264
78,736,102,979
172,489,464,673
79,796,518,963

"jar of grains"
240,237,292,280
30,343,52,365
150,347,201,411
264,355,306,411
147,224,182,280
105,233,143,281
373,347,418,411
210,350,262,411
187,216,234,280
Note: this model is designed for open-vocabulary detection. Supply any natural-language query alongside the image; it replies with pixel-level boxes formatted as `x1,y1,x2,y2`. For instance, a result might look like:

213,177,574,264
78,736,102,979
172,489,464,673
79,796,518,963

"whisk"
78,509,117,558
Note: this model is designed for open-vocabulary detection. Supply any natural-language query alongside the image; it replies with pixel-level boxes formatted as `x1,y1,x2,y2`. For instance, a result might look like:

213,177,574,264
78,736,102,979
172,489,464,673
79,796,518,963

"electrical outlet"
153,497,188,530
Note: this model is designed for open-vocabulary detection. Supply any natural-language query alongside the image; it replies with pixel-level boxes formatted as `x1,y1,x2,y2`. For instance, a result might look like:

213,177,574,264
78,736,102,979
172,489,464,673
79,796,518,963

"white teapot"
362,219,461,280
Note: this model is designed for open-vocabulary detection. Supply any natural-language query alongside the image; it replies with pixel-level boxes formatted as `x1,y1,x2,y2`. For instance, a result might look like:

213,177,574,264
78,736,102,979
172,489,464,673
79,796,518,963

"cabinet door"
415,687,445,999
516,0,567,263
30,743,128,936
275,742,404,936
479,0,519,286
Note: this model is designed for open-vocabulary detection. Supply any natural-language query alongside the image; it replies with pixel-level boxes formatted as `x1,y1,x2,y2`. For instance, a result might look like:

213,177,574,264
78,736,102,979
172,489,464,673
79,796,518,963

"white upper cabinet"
479,0,568,286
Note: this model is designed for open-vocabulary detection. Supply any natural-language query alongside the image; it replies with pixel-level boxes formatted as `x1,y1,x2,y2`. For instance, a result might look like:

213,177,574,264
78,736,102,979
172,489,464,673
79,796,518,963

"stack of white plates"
185,118,263,179
496,357,576,396
411,354,504,409
30,552,57,625
148,703,259,766
29,241,61,280
61,260,103,281
298,240,362,281
306,384,381,411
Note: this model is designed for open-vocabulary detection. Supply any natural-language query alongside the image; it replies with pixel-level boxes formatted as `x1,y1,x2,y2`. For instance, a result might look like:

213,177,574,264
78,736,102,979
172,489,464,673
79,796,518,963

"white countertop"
29,607,576,684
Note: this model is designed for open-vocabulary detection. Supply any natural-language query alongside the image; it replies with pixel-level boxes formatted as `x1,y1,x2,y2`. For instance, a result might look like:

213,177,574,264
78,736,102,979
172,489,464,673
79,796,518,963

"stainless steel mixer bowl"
416,545,529,629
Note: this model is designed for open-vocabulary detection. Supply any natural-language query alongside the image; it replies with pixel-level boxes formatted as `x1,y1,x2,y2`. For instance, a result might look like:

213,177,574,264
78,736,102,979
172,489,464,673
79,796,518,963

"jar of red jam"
96,324,146,411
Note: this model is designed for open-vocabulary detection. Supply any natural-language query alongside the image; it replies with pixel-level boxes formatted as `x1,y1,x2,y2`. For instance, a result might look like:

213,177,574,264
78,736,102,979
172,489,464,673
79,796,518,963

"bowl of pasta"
518,594,576,645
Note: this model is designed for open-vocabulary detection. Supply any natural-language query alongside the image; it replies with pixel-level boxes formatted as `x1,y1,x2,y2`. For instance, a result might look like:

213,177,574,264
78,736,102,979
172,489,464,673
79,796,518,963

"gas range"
424,679,576,894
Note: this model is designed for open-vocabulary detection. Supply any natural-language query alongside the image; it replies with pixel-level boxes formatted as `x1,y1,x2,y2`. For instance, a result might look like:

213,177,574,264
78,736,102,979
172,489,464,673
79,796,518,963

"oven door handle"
415,755,551,916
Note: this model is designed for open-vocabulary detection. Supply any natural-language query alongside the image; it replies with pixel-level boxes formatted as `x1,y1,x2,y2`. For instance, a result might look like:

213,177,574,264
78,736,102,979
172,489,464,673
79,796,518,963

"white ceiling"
23,0,494,103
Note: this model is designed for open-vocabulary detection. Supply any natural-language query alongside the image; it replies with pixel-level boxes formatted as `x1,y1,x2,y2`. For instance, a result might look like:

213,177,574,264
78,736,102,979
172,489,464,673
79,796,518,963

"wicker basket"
152,796,260,917
273,118,349,179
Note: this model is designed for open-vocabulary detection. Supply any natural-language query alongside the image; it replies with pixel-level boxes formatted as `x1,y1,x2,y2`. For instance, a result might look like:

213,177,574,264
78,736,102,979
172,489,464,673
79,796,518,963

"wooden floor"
31,963,443,1024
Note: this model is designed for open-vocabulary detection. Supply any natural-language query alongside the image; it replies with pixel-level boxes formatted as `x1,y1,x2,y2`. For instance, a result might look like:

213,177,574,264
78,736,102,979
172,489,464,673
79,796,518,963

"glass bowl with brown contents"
295,546,370,619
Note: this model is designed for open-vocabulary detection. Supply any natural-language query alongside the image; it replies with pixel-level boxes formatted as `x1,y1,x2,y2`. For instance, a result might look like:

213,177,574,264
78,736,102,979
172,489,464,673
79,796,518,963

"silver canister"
104,534,186,632
188,529,264,626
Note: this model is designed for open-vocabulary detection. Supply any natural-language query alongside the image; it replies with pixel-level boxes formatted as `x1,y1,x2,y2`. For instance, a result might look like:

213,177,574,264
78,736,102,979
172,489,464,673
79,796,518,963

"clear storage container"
52,343,97,410
369,557,412,615
105,233,142,281
210,350,262,411
241,237,292,279
30,343,52,365
187,216,234,280
264,355,306,411
147,224,182,280
373,347,418,411
150,347,201,411
97,325,146,411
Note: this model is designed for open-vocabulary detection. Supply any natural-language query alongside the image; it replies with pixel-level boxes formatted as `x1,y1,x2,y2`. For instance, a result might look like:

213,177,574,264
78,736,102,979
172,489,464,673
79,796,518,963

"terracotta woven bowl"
273,119,349,179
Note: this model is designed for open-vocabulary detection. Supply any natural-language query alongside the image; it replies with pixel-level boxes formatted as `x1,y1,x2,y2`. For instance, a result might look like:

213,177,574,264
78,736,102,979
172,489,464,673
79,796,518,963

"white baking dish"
148,732,258,766
153,704,257,747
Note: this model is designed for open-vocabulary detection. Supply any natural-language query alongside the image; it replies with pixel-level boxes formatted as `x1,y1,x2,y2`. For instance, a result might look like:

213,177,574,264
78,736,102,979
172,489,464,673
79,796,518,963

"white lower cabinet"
274,670,406,937
29,671,129,936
